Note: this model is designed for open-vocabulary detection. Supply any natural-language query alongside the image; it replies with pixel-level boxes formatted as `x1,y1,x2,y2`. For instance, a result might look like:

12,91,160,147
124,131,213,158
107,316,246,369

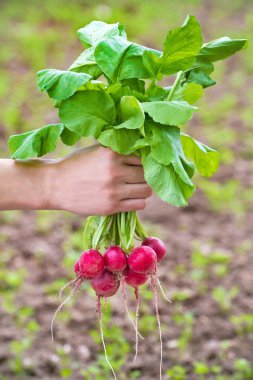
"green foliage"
8,124,64,159
233,358,253,380
7,17,246,208
230,314,253,335
172,311,195,351
37,69,91,100
82,304,130,378
166,364,187,380
211,286,239,312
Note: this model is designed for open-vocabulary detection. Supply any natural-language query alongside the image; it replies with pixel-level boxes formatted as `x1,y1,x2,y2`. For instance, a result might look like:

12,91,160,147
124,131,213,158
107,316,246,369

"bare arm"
0,145,152,215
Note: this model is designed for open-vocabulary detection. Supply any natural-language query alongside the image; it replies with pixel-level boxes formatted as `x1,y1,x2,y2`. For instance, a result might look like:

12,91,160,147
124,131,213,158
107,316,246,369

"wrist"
2,159,57,211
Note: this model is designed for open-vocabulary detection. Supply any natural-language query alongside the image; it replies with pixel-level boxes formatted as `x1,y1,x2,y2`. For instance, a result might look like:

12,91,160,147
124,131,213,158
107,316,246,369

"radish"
142,237,167,263
79,249,104,278
91,269,119,297
74,259,80,275
104,246,127,273
128,246,157,274
125,268,148,288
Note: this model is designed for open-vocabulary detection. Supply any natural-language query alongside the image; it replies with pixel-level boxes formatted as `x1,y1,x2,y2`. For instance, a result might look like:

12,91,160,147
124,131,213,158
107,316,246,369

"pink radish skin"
142,237,167,263
125,268,148,288
79,249,104,278
74,259,80,275
128,246,157,274
104,246,128,273
92,269,120,297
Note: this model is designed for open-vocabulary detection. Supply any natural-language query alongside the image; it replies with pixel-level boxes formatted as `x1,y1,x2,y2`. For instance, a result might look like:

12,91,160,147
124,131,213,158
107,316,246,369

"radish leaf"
59,90,116,137
141,100,197,126
181,133,220,177
8,124,64,159
37,69,91,100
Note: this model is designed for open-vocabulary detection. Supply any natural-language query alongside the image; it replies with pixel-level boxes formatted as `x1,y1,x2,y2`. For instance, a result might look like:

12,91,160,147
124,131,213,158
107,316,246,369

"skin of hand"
0,145,152,215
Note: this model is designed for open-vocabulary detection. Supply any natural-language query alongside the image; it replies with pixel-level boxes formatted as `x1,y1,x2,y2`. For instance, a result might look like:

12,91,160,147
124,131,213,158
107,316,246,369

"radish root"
121,277,144,340
155,274,172,304
58,276,81,302
97,296,117,380
134,287,140,363
51,278,81,342
151,275,163,380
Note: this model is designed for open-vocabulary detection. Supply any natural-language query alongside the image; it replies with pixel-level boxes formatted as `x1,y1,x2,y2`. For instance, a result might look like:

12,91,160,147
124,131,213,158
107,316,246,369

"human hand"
49,145,152,215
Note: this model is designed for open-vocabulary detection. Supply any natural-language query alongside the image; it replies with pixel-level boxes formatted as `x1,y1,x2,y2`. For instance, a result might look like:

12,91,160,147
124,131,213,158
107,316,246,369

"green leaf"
132,138,150,150
150,124,195,186
142,153,195,207
77,21,127,48
161,15,202,75
59,90,116,138
79,80,106,91
98,128,140,155
143,15,202,78
181,133,219,177
121,78,145,93
60,127,80,146
8,124,64,159
197,37,247,63
142,50,162,79
37,69,91,100
148,84,168,101
165,75,202,104
182,83,203,104
115,96,145,130
187,68,216,88
141,100,197,126
69,48,102,78
94,37,160,82
106,83,131,104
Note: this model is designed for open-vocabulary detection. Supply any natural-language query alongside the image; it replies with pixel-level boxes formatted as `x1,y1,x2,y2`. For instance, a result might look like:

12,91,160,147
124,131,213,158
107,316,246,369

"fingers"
122,165,146,184
120,184,152,200
122,154,142,166
120,199,147,212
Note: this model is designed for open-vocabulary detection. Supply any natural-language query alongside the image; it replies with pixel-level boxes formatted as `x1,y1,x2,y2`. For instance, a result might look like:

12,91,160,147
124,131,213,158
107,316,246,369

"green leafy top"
8,16,247,207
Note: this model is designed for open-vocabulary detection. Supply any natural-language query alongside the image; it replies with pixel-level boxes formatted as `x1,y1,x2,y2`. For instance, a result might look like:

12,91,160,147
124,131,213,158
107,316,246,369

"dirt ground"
0,182,252,379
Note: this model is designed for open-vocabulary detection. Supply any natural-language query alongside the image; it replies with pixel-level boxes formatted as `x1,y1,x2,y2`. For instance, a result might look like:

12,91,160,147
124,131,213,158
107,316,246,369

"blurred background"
0,0,252,379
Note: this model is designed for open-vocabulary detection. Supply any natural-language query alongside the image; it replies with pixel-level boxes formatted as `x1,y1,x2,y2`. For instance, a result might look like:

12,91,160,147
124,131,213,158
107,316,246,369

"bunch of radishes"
74,236,166,298
52,236,168,380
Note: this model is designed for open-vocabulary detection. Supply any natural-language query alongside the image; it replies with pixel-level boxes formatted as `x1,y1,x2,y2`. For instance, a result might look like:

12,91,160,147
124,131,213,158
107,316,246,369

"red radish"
74,259,80,275
79,249,104,278
142,237,166,262
91,269,119,297
104,246,127,273
125,268,148,288
128,246,157,274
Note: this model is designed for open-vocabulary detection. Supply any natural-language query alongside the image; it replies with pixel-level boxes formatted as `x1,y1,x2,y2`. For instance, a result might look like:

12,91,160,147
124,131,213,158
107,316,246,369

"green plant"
172,311,195,351
234,358,253,380
211,286,239,312
6,16,247,380
230,314,253,335
167,364,187,380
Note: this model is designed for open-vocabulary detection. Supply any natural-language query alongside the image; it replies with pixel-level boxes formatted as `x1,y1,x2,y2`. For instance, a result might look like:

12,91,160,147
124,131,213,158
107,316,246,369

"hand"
49,145,152,215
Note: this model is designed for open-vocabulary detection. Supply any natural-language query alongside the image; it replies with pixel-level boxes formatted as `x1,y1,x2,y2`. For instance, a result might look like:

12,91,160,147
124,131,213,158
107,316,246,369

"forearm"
0,158,53,211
